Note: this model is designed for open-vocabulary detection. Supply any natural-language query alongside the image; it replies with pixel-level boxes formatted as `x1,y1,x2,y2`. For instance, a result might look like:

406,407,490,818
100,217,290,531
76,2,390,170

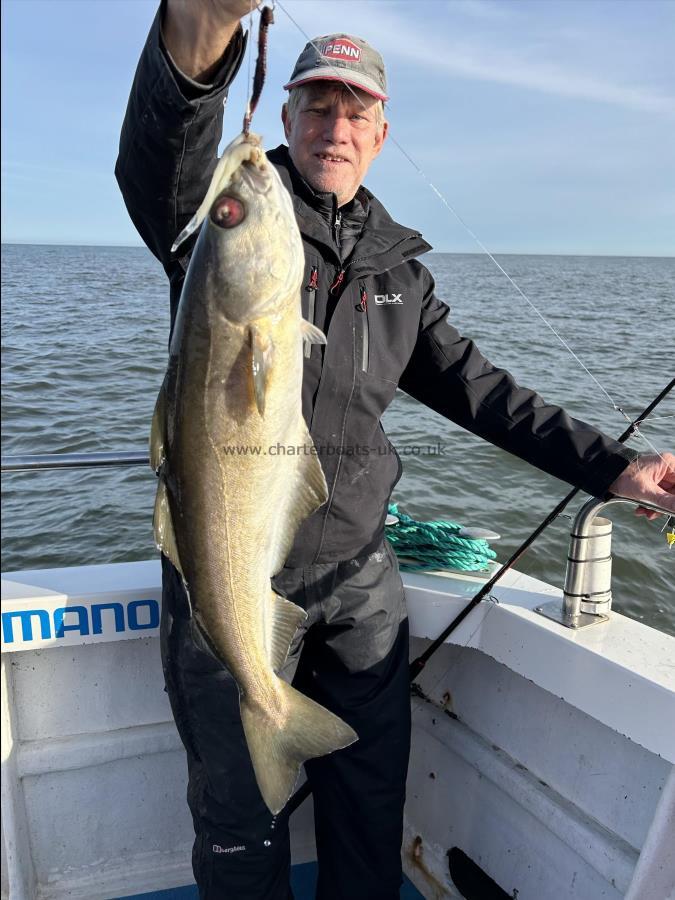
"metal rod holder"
536,496,671,629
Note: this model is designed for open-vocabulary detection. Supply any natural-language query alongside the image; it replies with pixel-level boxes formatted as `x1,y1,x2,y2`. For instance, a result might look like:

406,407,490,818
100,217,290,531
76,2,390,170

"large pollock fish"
150,133,357,815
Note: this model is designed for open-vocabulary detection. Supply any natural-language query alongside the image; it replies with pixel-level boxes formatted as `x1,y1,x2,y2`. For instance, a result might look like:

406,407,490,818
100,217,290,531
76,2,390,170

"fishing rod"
3,3,672,821
2,390,672,817
0,451,148,472
408,375,674,680
286,375,674,815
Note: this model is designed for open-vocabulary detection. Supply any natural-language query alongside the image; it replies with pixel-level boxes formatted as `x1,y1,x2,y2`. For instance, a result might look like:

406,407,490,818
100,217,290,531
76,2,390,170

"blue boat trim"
114,861,424,899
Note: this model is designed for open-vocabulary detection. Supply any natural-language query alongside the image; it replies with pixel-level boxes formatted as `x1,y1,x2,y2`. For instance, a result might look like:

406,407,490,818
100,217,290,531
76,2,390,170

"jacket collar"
275,146,370,224
267,145,432,268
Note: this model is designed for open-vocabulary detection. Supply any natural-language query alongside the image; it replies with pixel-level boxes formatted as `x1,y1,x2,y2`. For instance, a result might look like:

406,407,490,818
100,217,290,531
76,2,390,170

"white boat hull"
2,562,674,899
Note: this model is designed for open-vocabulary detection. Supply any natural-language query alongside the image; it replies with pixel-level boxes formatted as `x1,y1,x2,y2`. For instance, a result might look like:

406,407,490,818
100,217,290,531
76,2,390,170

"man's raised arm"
162,0,256,83
114,1,255,274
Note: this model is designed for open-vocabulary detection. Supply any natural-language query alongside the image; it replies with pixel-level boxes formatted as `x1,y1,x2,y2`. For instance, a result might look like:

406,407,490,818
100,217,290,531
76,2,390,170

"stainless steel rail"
1,451,149,472
536,495,672,629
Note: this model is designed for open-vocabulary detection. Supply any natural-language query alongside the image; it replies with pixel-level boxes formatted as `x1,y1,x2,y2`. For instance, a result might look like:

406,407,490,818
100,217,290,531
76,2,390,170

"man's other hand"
608,452,675,519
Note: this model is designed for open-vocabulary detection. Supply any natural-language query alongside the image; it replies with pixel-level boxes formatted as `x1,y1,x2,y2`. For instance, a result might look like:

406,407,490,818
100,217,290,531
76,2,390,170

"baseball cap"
283,34,388,102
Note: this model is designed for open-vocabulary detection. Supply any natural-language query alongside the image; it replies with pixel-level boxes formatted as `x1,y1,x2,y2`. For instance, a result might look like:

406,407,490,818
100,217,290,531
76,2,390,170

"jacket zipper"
330,269,345,294
358,283,369,372
305,233,425,564
325,233,418,293
333,210,342,247
304,265,318,357
305,265,319,293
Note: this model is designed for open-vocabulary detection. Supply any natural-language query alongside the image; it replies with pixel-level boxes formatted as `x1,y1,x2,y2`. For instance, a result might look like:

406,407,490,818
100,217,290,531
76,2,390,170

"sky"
2,0,674,255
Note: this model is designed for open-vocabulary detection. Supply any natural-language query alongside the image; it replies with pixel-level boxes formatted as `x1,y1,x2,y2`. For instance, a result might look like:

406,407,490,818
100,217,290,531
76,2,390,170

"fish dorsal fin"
265,590,307,672
149,381,167,472
153,477,184,578
249,324,274,416
301,319,326,356
269,424,328,573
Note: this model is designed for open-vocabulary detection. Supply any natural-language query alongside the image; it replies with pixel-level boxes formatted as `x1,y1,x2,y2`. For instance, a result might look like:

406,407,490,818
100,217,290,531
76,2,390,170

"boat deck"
120,863,424,899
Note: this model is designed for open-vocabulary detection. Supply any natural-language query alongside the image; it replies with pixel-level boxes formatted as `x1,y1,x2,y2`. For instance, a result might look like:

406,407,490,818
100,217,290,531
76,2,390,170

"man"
116,2,674,898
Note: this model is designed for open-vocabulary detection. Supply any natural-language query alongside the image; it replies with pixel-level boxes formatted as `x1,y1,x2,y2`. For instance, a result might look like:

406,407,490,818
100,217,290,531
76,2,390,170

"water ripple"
2,245,673,634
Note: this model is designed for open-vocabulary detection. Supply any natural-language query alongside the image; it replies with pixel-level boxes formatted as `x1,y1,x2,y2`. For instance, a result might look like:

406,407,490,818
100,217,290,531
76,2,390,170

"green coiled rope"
386,503,497,573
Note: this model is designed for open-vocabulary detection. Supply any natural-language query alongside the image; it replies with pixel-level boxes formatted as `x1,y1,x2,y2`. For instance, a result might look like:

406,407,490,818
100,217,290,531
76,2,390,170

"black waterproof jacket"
116,13,635,566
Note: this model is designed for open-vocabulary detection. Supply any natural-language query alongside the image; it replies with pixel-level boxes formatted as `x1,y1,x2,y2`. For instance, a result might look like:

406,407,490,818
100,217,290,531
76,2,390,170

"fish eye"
211,195,246,229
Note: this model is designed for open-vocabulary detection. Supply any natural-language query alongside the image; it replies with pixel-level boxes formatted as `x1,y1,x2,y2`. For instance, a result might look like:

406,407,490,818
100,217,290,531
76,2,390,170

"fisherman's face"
282,85,388,206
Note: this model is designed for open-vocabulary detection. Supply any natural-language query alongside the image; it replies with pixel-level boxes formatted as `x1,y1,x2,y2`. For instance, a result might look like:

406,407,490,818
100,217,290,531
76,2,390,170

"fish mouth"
237,157,272,194
170,132,270,253
228,135,272,195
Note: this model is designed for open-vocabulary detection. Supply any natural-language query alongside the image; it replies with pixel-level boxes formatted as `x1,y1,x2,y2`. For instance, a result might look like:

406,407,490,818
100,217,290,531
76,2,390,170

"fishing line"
631,427,668,459
271,4,673,815
286,375,673,815
408,374,674,682
275,0,665,450
638,414,675,424
244,0,255,125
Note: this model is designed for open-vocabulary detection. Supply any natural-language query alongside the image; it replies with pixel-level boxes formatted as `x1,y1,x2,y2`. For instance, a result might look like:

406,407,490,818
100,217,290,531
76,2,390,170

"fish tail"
240,681,358,815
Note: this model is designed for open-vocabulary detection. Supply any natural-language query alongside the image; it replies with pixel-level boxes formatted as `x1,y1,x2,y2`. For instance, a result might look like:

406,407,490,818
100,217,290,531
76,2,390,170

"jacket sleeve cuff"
158,12,247,102
143,2,246,111
578,442,639,499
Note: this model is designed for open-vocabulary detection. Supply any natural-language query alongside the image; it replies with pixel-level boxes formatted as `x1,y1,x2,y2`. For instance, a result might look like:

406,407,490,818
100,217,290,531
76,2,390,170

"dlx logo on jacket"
374,293,403,305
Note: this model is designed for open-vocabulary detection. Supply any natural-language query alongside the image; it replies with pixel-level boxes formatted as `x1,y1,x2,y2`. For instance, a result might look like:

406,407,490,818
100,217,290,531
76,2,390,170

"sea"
2,244,673,634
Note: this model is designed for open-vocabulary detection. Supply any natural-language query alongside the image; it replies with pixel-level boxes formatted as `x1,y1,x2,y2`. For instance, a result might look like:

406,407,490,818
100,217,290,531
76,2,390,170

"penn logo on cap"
322,39,362,63
284,33,389,101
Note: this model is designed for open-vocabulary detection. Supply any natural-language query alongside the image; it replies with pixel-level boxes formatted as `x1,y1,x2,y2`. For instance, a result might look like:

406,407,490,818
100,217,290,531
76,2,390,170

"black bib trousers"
160,540,411,899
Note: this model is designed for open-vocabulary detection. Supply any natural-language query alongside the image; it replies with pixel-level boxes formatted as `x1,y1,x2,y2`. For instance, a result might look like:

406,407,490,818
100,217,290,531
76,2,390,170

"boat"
2,470,674,900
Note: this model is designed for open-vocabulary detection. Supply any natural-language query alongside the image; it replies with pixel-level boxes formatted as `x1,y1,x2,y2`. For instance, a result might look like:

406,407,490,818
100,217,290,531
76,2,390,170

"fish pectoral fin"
149,380,167,472
270,426,328,573
241,682,357,815
301,320,326,355
153,477,184,577
249,324,274,416
266,591,307,672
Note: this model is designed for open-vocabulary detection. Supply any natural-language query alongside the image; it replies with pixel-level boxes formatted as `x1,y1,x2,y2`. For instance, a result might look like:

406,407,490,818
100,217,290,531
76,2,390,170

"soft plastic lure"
663,515,675,547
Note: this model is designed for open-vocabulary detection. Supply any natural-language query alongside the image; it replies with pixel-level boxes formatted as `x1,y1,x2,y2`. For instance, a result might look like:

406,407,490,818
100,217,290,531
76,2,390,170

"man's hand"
608,452,675,519
164,0,262,83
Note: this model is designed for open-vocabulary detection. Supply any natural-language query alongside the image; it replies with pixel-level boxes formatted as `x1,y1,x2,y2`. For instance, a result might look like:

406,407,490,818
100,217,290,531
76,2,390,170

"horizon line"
1,241,673,261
